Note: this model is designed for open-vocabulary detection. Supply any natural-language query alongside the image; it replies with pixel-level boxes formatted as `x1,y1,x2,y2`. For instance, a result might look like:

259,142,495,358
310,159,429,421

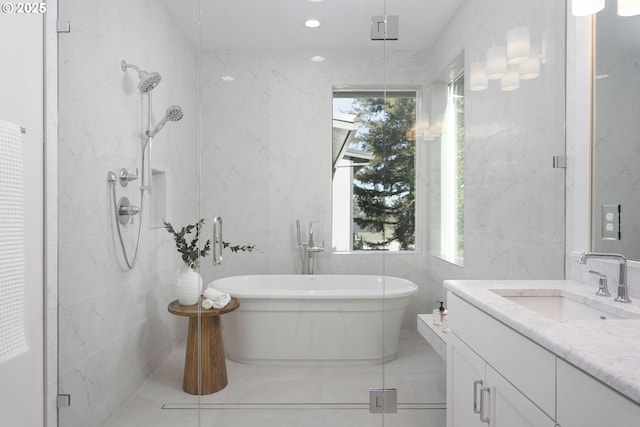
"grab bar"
212,216,222,266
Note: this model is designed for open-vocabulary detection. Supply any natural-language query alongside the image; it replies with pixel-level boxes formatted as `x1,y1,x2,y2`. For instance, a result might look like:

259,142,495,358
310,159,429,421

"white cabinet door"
557,360,640,427
447,333,487,427
486,366,556,427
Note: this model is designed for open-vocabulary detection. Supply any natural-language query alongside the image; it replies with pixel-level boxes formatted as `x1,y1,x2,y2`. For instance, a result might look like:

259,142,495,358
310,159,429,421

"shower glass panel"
194,0,391,425
57,0,201,425
56,0,458,426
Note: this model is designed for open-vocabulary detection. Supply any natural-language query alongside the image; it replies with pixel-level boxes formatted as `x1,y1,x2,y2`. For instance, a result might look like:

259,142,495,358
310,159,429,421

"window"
332,91,417,252
438,72,465,264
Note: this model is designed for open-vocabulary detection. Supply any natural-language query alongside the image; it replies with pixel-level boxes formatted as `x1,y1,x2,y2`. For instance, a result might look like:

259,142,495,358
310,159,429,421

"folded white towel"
201,298,214,310
203,288,231,309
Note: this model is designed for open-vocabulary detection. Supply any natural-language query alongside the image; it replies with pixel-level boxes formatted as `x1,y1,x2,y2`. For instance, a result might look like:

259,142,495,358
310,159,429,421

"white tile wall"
426,0,567,305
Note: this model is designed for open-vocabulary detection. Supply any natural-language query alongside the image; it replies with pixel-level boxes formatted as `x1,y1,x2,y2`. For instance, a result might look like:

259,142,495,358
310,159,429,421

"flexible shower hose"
109,183,144,270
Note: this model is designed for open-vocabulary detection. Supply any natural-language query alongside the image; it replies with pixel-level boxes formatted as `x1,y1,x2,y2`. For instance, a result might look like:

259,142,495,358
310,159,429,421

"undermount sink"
490,289,639,322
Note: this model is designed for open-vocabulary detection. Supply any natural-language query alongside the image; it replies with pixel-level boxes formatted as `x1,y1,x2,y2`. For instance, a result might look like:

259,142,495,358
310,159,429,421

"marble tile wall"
198,0,567,330
197,49,434,326
57,1,199,425
425,0,567,306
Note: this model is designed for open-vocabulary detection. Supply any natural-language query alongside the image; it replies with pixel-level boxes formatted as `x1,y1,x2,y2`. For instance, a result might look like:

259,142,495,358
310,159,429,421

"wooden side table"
168,297,240,395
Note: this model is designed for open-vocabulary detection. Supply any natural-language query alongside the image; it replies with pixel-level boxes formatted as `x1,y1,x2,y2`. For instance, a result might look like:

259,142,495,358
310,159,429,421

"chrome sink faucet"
578,252,631,303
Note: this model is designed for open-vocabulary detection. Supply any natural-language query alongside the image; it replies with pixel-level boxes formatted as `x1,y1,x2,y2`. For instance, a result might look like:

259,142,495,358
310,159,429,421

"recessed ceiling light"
304,19,321,28
221,75,235,81
309,0,323,3
311,56,325,62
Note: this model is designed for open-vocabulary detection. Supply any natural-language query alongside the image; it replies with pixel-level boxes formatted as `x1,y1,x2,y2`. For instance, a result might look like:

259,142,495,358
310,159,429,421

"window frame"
331,89,420,254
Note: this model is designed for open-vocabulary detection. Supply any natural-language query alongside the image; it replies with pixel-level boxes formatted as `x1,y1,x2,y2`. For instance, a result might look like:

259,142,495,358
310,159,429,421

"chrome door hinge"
369,388,397,413
57,19,71,33
57,394,71,408
371,16,399,40
552,155,567,169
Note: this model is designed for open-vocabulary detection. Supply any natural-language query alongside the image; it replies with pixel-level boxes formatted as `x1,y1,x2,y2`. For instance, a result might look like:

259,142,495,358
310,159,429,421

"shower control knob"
117,197,141,225
119,168,139,187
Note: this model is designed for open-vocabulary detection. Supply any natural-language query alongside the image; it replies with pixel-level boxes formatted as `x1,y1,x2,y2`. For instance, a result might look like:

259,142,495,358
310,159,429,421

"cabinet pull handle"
479,386,490,424
473,379,483,414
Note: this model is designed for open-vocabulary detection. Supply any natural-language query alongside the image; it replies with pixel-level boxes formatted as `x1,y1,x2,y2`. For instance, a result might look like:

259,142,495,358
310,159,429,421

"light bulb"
519,47,541,80
507,27,531,65
501,66,520,91
486,46,507,80
470,61,488,91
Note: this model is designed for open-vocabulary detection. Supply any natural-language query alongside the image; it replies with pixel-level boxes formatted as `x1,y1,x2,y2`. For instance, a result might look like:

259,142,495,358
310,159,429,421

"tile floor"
107,330,446,427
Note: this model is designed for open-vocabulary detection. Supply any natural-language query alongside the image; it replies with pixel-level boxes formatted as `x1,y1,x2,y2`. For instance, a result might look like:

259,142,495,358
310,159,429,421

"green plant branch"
222,241,256,253
164,219,256,268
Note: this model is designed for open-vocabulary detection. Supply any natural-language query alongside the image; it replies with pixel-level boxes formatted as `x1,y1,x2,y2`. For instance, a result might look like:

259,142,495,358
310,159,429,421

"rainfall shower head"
146,105,183,138
121,60,162,93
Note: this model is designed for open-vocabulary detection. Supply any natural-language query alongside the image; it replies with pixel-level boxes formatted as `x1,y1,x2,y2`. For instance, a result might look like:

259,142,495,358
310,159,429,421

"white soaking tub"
209,274,418,365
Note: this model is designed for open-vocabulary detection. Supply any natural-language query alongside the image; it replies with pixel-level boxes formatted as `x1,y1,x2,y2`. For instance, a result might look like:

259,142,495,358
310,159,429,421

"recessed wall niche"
150,168,167,229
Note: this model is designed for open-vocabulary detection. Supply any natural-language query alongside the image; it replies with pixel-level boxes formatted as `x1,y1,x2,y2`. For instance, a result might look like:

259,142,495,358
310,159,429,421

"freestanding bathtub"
209,275,418,365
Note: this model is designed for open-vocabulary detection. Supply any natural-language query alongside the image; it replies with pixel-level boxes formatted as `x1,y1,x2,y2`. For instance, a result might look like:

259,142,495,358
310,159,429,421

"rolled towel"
201,298,214,310
203,288,231,309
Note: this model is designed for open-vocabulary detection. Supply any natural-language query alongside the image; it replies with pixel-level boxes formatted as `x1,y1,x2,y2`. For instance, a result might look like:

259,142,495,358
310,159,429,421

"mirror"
592,4,640,259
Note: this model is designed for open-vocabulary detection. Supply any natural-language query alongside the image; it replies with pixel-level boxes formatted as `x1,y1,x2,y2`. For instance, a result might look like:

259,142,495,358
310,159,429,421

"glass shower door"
193,0,389,426
56,0,449,426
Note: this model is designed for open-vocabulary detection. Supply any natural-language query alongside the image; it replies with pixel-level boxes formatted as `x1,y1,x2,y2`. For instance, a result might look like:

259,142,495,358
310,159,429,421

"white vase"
175,264,203,305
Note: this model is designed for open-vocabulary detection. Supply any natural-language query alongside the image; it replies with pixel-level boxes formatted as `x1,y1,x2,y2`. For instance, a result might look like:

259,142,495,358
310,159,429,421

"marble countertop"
444,279,640,405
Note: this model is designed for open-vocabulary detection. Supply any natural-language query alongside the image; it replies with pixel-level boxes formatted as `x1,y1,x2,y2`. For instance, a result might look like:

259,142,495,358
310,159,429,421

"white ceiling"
161,0,465,50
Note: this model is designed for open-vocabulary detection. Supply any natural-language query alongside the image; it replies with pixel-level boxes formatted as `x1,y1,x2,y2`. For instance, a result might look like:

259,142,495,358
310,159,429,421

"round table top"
168,296,240,317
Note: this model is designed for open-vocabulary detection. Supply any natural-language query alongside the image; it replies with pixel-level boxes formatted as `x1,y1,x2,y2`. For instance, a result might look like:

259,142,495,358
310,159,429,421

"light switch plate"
601,204,621,240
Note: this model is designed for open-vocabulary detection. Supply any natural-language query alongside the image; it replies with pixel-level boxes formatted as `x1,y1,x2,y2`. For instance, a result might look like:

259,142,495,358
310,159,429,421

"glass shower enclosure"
56,0,450,426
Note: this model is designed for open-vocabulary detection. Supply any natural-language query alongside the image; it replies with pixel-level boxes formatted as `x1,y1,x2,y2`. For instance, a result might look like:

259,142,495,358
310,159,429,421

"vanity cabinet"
447,332,555,427
447,332,486,426
557,359,640,426
447,291,640,427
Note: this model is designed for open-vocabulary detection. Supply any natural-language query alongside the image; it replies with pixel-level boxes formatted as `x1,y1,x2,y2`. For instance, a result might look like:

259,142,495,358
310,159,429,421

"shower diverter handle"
118,168,138,187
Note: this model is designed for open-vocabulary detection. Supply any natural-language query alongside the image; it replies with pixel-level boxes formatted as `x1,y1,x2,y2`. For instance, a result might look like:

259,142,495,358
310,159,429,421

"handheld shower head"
121,60,162,93
146,105,183,138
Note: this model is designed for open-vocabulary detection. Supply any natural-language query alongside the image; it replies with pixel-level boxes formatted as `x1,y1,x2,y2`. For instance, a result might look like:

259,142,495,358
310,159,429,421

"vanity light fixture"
572,0,640,16
506,26,531,64
305,19,321,28
486,46,507,80
618,0,640,16
470,61,488,91
571,0,605,16
311,55,325,62
501,66,520,91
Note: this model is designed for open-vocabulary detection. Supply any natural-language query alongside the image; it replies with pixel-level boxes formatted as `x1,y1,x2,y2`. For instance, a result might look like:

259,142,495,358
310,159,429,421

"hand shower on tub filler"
296,220,324,274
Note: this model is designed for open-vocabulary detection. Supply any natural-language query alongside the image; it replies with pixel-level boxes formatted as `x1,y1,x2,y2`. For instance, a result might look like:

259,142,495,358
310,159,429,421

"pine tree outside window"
332,91,417,252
